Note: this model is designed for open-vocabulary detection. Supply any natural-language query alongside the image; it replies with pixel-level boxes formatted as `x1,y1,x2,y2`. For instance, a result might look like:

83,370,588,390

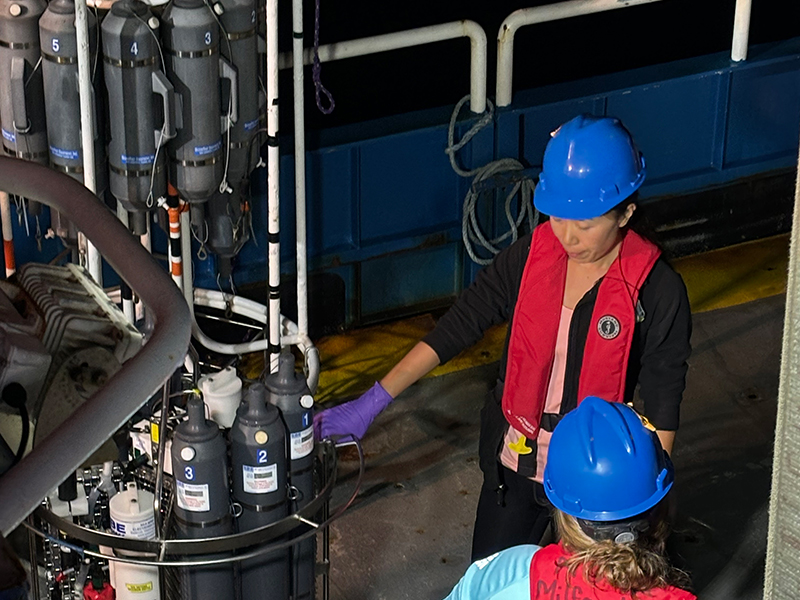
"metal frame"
495,0,756,107
0,156,191,535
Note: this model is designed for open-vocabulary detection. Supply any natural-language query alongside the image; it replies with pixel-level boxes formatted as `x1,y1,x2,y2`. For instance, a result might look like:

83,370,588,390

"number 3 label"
184,466,194,480
204,31,212,45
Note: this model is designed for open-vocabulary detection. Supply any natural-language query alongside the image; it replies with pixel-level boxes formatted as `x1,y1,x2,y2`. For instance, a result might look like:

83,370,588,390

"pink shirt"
500,305,574,482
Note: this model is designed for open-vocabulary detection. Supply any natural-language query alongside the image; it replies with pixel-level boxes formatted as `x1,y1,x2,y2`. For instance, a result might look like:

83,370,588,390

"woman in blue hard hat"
443,396,696,600
315,114,692,561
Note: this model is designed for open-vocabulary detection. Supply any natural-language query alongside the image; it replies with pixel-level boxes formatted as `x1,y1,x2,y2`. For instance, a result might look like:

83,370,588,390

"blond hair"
553,508,691,597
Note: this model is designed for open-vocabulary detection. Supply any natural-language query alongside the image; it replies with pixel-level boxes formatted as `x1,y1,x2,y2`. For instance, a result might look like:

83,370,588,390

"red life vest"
503,222,660,438
529,543,696,600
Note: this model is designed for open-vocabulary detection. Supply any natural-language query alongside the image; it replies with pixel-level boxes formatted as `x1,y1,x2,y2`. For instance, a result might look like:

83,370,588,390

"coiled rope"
446,95,538,265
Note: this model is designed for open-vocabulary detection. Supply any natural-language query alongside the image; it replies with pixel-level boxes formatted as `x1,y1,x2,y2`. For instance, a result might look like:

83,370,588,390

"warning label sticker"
291,426,314,460
243,464,278,494
176,480,210,512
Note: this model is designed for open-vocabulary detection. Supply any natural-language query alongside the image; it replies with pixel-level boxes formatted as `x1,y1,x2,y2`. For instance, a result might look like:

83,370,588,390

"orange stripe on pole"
171,262,183,277
4,239,15,273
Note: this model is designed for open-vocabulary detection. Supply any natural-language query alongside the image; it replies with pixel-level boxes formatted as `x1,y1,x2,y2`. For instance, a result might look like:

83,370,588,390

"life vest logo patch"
597,315,621,340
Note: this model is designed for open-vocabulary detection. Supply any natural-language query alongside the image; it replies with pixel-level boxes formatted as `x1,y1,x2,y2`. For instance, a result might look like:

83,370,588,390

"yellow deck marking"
293,234,790,403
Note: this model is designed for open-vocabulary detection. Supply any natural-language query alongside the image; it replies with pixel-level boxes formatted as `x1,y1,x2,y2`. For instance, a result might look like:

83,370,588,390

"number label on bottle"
204,31,212,45
130,41,139,56
251,10,256,23
184,465,194,480
52,38,60,53
257,449,268,464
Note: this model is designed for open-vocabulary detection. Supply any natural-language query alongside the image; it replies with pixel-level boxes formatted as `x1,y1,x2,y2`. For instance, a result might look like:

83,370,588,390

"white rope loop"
446,95,538,265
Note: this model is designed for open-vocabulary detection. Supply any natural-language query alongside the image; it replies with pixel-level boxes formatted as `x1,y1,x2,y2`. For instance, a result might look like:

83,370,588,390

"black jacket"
423,231,692,483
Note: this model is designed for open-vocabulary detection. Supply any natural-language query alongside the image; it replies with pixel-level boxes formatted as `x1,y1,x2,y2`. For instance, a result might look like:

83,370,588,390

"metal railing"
496,0,755,108
0,157,191,535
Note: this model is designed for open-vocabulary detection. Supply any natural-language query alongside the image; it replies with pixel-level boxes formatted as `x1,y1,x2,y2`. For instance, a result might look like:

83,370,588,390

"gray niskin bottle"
0,0,49,170
230,383,289,600
171,396,235,600
265,352,316,600
161,0,236,203
101,0,175,232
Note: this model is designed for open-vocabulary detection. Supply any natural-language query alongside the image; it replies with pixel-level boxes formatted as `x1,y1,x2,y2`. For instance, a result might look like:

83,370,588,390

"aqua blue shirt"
443,545,541,600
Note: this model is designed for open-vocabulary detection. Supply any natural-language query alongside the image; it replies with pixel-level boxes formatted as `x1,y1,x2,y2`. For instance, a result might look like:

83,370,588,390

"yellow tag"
626,403,656,432
508,435,532,455
125,582,154,593
150,423,159,444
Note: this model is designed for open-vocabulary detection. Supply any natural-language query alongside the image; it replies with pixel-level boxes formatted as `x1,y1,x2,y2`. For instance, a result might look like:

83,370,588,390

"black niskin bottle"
171,396,234,600
230,383,289,600
265,352,316,600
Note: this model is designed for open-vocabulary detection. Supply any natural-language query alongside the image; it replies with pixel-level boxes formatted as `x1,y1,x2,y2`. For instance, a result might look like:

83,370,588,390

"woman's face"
549,203,636,265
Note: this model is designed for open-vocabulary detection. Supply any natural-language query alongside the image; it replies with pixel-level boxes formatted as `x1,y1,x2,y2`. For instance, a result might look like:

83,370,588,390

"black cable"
2,383,28,466
14,404,28,466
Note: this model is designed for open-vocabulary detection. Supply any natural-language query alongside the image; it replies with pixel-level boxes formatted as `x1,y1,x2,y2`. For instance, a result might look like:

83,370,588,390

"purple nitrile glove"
313,381,393,441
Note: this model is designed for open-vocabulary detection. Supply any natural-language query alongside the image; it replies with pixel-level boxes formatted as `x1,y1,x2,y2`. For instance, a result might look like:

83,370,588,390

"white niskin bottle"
108,482,160,600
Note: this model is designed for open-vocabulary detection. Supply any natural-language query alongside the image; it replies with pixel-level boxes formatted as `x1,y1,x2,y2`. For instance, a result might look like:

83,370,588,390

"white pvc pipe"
114,204,135,323
74,0,102,285
731,0,753,62
136,220,151,325
191,288,320,392
278,20,487,114
0,191,15,277
292,0,309,344
266,0,281,373
496,0,663,107
180,209,193,303
180,217,193,310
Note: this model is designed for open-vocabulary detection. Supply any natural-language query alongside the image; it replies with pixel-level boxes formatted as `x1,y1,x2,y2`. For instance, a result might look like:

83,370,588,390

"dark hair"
608,192,663,251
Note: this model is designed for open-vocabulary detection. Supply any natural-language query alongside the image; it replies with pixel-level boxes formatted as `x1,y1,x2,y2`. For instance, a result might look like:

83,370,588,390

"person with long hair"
443,396,695,600
315,115,692,561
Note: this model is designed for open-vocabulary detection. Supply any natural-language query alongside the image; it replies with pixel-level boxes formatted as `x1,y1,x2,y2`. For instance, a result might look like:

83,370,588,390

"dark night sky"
279,0,800,132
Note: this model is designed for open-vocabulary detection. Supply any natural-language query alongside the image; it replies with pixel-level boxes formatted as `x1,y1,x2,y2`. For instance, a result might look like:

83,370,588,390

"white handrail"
731,0,753,62
278,20,488,114
495,0,663,108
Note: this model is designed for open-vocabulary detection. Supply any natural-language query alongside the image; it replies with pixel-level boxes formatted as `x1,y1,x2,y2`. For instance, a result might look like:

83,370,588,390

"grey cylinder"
39,0,107,189
206,187,249,272
162,0,233,203
204,0,259,266
39,0,107,247
231,383,290,600
102,0,176,214
265,352,316,600
218,0,259,184
0,0,48,164
171,396,235,600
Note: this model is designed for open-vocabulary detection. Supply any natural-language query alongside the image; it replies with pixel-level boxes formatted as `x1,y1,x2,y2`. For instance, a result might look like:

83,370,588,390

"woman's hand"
313,382,393,441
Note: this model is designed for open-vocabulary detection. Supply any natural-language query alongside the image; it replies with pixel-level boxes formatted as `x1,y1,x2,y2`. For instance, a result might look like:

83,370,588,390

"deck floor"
326,293,783,600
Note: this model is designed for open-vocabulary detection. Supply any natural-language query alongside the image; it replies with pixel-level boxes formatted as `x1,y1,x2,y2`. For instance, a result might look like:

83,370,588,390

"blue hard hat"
543,396,673,522
533,115,646,220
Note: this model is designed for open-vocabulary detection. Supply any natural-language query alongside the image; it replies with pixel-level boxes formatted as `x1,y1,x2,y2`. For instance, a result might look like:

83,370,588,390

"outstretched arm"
380,341,441,398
